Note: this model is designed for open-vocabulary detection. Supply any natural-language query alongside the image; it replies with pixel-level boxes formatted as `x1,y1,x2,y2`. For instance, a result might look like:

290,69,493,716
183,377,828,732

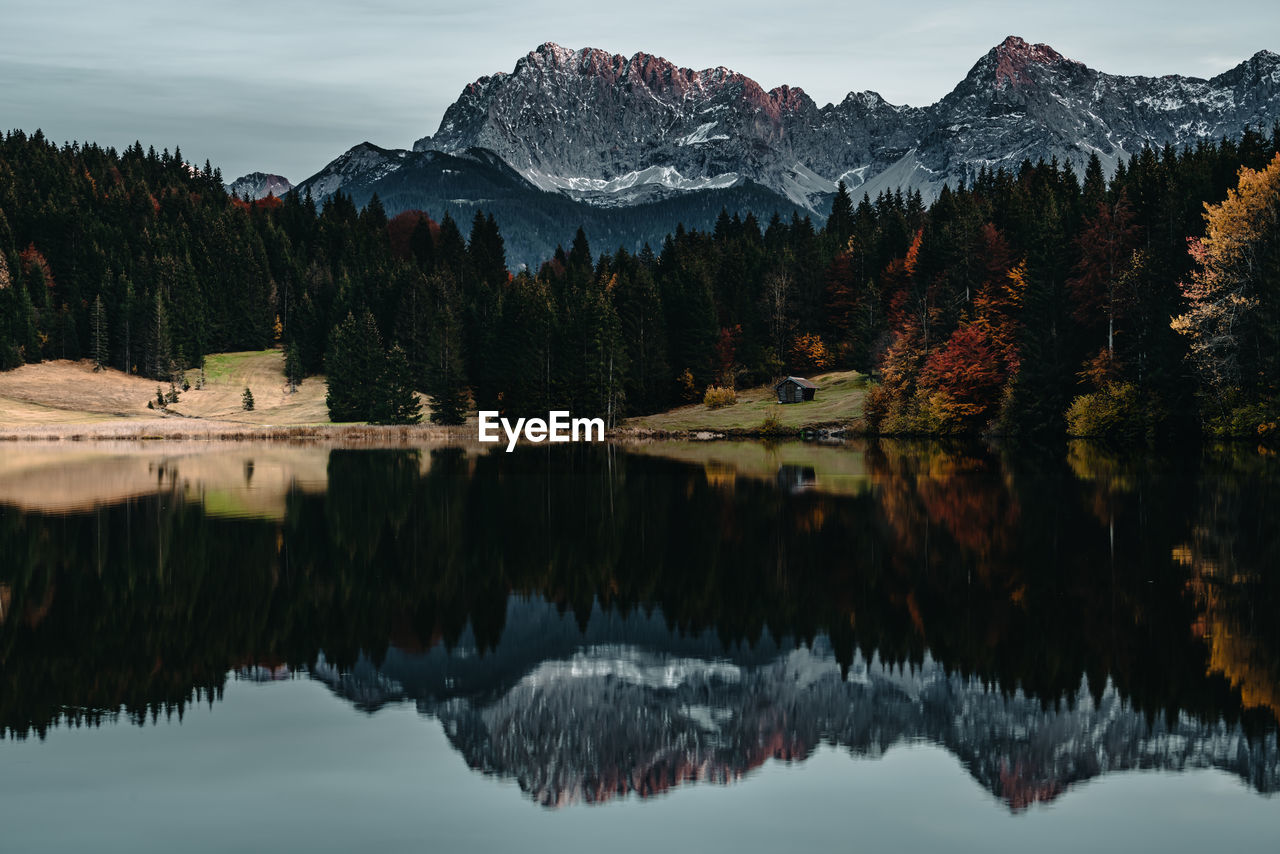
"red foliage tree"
386,210,437,261
19,244,54,293
823,250,858,337
883,229,923,332
1067,195,1140,355
973,225,1026,374
920,324,1006,427
714,324,741,385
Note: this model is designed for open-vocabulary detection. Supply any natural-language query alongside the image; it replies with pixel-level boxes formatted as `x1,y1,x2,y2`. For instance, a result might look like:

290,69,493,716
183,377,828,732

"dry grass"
622,370,866,435
0,419,472,443
0,440,484,518
0,351,443,441
173,350,335,425
0,360,161,423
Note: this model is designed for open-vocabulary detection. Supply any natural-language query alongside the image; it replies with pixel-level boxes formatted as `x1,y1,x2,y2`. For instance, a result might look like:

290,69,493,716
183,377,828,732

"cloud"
3,0,1272,180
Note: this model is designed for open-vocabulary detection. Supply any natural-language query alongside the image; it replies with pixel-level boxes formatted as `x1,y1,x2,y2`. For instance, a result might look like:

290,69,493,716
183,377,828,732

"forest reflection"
0,440,1277,806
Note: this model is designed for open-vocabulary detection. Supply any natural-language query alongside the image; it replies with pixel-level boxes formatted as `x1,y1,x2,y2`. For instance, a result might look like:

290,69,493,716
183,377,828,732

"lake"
0,439,1276,850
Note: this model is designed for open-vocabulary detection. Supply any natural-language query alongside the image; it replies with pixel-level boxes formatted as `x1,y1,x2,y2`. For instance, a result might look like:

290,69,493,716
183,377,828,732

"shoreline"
610,422,860,442
0,418,470,444
0,418,864,444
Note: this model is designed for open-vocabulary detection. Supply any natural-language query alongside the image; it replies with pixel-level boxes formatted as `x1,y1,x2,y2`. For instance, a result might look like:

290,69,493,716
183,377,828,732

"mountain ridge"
285,37,1279,265
408,36,1279,207
307,598,1280,811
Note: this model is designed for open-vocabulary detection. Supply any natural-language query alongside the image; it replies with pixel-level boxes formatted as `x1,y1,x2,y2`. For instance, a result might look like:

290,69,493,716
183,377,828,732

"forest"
1,125,1279,437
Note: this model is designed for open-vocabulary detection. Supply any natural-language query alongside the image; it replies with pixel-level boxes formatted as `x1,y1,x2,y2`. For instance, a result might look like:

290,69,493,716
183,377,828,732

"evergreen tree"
325,310,385,422
284,341,303,393
370,344,422,425
468,211,508,288
90,294,108,372
426,275,469,426
826,180,855,248
2,126,1279,440
150,291,172,380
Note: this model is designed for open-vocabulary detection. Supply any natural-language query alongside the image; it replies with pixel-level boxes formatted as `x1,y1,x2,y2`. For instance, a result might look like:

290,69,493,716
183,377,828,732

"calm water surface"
0,439,1276,850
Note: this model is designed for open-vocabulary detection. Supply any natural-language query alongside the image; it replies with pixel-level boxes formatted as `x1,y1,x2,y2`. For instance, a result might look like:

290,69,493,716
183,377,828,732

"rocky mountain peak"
226,171,293,201
980,35,1075,88
315,38,1280,251
1238,48,1280,77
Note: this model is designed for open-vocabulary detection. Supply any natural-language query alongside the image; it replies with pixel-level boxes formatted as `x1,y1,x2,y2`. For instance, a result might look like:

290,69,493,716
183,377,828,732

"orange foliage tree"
920,324,1006,428
790,332,832,373
1172,152,1280,402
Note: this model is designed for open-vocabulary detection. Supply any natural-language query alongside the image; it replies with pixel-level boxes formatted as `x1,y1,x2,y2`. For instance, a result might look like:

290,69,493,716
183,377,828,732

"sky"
2,0,1276,183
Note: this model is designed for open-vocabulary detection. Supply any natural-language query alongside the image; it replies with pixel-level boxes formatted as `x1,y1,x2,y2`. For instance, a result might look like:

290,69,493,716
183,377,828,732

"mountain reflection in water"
0,440,1277,812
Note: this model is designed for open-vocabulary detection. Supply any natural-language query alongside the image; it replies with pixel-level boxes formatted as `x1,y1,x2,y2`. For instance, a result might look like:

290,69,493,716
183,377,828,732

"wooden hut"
774,376,817,404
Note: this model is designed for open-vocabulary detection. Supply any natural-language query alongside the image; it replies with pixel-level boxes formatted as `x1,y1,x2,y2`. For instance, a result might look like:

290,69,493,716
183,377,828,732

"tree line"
1,125,1279,436
3,443,1276,739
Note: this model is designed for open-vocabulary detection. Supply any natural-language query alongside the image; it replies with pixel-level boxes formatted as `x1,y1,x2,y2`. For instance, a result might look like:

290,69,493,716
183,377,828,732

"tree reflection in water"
0,440,1276,808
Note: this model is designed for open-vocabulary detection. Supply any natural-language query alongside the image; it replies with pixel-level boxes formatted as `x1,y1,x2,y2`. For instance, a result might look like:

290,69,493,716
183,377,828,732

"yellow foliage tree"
1172,152,1280,401
790,332,832,373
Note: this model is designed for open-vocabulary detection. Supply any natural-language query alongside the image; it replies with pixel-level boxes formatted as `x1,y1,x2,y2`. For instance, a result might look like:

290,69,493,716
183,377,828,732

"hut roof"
776,376,817,390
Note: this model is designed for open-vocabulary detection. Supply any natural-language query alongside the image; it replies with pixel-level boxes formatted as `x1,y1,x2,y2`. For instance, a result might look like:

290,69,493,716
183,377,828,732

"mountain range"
305,597,1280,810
233,37,1280,266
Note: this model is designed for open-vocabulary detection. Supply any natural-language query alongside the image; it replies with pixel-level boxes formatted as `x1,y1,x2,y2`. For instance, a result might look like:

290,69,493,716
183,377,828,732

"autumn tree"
1172,152,1280,421
790,332,832,373
1068,195,1140,358
920,324,1005,430
972,226,1025,374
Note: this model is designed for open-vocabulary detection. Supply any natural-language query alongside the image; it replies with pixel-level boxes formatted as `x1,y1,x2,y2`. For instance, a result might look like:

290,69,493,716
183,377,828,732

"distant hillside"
295,145,813,268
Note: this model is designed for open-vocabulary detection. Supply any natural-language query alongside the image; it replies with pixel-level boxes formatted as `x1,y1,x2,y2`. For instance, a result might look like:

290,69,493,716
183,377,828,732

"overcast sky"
2,1,1275,183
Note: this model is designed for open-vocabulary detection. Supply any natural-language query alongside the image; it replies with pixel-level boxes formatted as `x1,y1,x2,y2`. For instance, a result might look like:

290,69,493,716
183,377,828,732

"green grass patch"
625,370,866,434
620,439,875,497
197,350,280,384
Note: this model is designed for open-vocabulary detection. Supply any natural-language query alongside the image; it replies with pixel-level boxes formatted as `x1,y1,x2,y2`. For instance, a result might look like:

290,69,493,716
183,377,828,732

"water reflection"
310,598,1278,810
0,440,1277,812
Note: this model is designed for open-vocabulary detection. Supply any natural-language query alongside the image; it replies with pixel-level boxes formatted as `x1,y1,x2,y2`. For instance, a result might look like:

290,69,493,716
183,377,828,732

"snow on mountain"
308,598,1280,810
293,142,405,201
226,171,293,200
286,38,1279,265
410,37,1280,209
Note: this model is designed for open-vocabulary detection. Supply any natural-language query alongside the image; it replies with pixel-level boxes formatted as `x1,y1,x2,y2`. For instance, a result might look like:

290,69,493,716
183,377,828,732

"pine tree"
242,387,255,411
325,310,385,421
468,211,508,287
409,216,436,273
826,180,855,247
150,291,172,380
426,276,469,426
371,344,422,425
284,341,303,393
90,294,108,371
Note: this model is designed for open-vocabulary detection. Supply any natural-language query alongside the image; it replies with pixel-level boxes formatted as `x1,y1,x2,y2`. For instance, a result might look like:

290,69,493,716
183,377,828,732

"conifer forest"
2,125,1279,437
